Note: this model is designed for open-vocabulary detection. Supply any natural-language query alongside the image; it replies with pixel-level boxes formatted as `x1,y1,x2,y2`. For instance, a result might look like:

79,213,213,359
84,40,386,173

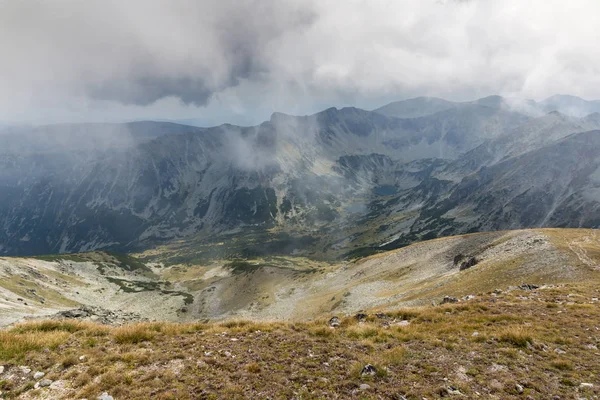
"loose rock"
519,284,540,291
447,386,463,396
442,296,459,304
515,383,524,394
98,392,115,400
361,364,377,376
33,371,45,380
459,257,479,271
39,379,52,388
355,313,368,322
19,366,31,374
359,384,371,390
328,316,341,328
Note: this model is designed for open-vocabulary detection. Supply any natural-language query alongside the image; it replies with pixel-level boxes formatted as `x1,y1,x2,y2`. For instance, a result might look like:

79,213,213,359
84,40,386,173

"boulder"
441,296,459,304
459,257,479,271
518,284,540,291
360,364,377,376
354,313,368,322
328,316,341,328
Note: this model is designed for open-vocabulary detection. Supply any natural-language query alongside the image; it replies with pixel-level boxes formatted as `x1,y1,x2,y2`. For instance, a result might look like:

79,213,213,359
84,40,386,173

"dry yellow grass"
111,323,157,344
0,330,70,361
1,282,600,399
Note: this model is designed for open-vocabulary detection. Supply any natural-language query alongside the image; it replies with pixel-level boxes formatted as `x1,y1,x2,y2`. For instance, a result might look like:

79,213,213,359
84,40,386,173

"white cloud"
1,0,599,124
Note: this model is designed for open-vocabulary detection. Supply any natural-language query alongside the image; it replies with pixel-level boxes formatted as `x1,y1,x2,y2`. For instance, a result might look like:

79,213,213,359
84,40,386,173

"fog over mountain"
1,0,600,260
1,95,600,260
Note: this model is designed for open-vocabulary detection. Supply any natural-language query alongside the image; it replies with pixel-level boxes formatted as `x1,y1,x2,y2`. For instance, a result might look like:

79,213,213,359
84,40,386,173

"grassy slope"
1,283,600,399
1,228,600,398
3,228,600,324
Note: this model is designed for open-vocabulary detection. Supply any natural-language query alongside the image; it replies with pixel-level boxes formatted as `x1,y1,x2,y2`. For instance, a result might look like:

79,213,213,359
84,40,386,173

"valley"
1,228,599,328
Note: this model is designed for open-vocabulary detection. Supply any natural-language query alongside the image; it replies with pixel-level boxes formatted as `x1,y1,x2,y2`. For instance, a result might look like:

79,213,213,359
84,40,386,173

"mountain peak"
543,94,588,103
374,97,455,118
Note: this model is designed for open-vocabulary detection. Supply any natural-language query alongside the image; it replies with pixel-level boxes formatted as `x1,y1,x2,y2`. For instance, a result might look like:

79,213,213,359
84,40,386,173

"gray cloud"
0,0,599,124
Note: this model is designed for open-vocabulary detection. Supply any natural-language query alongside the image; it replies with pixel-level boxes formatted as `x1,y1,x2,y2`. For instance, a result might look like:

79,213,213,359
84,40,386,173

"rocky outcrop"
53,306,147,325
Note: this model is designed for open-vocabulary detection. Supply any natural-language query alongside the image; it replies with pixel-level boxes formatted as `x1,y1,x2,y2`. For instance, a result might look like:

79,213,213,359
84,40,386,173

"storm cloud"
1,0,600,124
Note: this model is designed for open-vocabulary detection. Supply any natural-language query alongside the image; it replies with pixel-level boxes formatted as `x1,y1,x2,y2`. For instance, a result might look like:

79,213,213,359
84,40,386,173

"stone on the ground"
0,365,4,374
98,392,114,400
355,313,368,321
19,366,31,374
519,284,540,291
441,296,459,304
360,364,377,376
515,383,524,394
447,386,463,395
33,371,45,379
359,384,371,390
39,379,52,387
328,316,341,328
580,382,594,389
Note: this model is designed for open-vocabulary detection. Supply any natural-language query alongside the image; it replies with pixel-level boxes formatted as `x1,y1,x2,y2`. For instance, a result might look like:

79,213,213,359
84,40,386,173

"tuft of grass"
551,359,573,370
346,325,381,340
112,324,156,344
246,362,262,373
0,330,69,361
310,327,336,338
60,354,79,369
498,326,533,348
381,346,406,366
13,320,110,336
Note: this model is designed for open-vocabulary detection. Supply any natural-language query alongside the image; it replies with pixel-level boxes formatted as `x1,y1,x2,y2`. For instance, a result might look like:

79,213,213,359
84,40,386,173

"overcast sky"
1,0,600,126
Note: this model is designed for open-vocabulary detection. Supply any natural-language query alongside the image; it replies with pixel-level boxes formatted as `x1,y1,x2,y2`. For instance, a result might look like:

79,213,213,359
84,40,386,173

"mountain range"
1,94,600,260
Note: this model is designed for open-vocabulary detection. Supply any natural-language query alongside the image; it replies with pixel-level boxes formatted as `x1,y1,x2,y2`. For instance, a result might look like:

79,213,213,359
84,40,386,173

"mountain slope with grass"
1,271,600,399
1,228,600,398
2,228,599,326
